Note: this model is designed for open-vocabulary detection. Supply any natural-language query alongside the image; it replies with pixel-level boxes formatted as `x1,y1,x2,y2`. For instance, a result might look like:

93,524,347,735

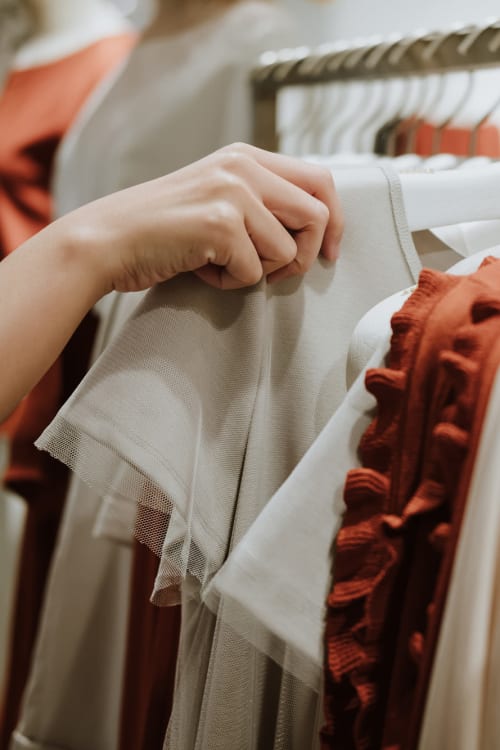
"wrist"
49,211,115,303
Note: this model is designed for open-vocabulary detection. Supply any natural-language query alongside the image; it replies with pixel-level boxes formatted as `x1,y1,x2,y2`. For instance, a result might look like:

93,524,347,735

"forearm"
0,217,107,421
0,145,342,421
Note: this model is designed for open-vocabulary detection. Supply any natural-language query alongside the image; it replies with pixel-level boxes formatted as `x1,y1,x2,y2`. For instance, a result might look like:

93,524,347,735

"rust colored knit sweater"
322,257,500,750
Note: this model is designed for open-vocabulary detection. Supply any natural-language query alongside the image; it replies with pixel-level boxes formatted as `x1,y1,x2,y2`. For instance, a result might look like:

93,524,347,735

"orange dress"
0,34,135,748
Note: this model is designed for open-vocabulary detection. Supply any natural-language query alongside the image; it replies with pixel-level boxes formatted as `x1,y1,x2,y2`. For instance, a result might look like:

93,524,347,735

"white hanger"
322,38,382,154
277,85,313,156
400,164,500,230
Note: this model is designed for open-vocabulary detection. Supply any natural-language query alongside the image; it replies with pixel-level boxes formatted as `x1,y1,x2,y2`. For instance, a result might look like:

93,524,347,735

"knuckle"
293,253,311,275
315,165,336,191
335,211,345,237
246,263,264,285
314,199,330,226
281,235,297,264
216,147,251,175
206,200,242,236
215,169,240,192
221,141,251,156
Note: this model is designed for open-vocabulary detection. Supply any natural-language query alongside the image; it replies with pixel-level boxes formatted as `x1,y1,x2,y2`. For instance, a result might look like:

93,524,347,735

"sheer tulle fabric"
36,166,422,747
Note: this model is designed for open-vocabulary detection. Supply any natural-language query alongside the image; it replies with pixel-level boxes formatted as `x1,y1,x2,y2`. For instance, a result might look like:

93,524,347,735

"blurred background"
1,2,500,750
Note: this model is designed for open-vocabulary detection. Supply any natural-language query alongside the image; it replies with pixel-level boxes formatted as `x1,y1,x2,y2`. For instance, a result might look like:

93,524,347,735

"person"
0,143,343,423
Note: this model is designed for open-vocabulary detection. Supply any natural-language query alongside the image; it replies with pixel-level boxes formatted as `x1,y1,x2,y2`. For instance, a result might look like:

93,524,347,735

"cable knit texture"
322,258,500,750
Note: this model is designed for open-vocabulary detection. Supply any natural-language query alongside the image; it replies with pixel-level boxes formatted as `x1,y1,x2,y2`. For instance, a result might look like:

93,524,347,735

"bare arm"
0,144,343,421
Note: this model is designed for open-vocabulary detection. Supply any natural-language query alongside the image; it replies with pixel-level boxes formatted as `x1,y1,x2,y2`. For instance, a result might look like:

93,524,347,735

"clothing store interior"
3,0,500,748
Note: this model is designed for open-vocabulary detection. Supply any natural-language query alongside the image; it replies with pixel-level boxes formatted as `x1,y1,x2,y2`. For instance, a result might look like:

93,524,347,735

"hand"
0,144,343,419
64,142,344,294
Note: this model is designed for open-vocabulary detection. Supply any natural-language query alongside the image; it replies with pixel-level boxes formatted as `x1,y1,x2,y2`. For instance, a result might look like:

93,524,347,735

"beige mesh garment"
37,165,422,748
12,5,296,750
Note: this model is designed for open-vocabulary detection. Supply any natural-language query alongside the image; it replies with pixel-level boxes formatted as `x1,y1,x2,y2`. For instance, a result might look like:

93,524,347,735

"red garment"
0,34,135,483
322,258,500,750
119,540,181,750
411,121,500,158
0,34,135,748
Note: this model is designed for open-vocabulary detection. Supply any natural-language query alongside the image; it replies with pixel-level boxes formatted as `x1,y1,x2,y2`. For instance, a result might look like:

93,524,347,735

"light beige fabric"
37,165,421,601
14,5,293,750
204,339,389,690
0,439,26,701
10,479,132,750
206,244,495,705
53,0,295,212
36,165,422,749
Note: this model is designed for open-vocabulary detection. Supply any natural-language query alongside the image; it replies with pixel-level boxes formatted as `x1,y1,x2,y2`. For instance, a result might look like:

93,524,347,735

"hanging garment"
204,336,391,692
10,294,142,750
118,541,181,750
203,282,412,694
417,367,500,750
322,254,500,750
12,5,295,750
406,121,500,158
36,164,422,749
206,228,481,704
0,34,135,748
0,441,25,703
210,243,500,750
54,1,295,211
416,247,500,750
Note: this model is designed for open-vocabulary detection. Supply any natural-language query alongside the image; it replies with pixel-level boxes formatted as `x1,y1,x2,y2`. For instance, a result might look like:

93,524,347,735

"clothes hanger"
461,26,500,157
322,38,383,154
432,28,500,158
306,43,365,156
475,23,500,156
399,26,474,157
293,42,351,156
406,30,460,158
372,32,436,155
352,35,413,154
276,79,319,156
384,74,429,156
403,72,445,155
377,32,434,156
362,31,425,153
274,46,315,155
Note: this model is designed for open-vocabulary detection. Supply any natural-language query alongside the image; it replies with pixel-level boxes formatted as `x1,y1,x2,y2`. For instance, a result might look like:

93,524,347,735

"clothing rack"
252,19,500,150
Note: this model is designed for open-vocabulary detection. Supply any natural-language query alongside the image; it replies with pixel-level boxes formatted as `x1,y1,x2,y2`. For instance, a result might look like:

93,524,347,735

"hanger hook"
362,32,405,71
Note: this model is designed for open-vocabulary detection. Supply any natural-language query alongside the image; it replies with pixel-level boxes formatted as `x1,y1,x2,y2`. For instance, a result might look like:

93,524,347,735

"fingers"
194,195,299,290
212,152,334,282
217,144,344,260
258,167,331,279
243,196,299,277
196,202,263,289
151,144,345,292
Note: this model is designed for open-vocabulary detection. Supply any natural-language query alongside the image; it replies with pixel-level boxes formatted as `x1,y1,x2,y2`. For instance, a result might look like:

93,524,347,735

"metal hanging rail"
252,20,500,150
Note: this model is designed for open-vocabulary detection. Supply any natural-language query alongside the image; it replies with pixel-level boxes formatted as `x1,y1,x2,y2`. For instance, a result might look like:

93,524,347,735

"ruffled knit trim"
322,261,500,750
